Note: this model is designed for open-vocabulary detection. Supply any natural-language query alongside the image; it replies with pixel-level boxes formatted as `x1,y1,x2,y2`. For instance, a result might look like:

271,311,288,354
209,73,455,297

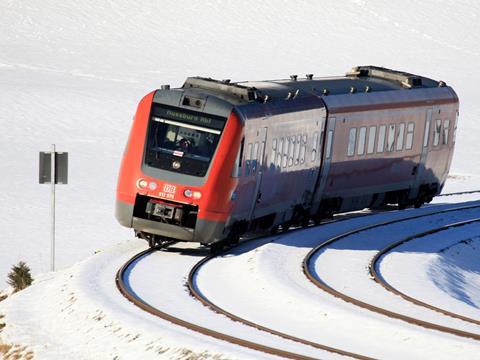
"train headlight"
184,189,202,200
192,191,202,200
148,181,157,190
136,179,148,189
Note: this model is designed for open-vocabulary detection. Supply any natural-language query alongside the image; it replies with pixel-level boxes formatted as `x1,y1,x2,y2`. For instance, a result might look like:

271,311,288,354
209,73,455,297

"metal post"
50,144,56,271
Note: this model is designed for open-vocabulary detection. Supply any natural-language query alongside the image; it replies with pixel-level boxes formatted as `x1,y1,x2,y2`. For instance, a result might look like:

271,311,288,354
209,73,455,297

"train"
115,66,459,249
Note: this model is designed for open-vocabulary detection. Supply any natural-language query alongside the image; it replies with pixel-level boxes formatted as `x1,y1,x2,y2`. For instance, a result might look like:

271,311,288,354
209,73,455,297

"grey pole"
50,144,56,271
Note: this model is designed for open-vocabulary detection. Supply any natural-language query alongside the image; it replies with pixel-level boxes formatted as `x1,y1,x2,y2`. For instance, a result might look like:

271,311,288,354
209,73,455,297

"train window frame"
272,138,277,165
377,125,386,153
311,131,319,162
443,120,450,145
396,122,405,151
347,127,357,157
357,127,366,156
433,119,441,146
300,134,307,163
367,126,376,154
387,124,395,152
405,122,414,150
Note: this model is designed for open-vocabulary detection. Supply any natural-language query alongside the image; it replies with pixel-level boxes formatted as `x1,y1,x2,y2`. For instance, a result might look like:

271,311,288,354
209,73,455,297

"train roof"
179,66,447,105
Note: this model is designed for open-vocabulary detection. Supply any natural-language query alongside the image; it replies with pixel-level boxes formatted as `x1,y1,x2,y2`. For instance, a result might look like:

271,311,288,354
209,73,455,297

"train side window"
272,138,277,165
326,130,333,159
443,120,450,145
277,138,284,167
405,122,415,150
377,125,386,153
288,136,295,166
246,143,253,175
357,127,366,155
387,124,395,152
300,134,307,163
311,131,319,161
282,137,289,168
294,134,301,164
252,142,259,173
367,126,376,154
433,119,441,146
347,128,357,156
396,123,405,151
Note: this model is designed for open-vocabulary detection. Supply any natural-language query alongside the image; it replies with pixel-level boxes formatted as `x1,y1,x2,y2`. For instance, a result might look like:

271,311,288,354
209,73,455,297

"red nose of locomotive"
115,90,242,245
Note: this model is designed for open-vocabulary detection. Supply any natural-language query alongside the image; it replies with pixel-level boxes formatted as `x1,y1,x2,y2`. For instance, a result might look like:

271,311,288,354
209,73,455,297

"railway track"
303,203,480,341
369,218,480,326
116,191,480,358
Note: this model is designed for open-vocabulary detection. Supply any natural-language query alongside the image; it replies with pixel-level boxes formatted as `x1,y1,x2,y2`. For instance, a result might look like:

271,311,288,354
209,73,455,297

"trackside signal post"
39,144,68,271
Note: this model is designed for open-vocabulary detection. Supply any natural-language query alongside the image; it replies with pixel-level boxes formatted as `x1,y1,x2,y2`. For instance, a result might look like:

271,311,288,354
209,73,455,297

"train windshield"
144,105,226,177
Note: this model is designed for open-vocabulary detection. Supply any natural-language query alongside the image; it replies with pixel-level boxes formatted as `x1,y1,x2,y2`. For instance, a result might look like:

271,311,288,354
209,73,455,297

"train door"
248,126,268,221
312,117,336,212
410,108,432,199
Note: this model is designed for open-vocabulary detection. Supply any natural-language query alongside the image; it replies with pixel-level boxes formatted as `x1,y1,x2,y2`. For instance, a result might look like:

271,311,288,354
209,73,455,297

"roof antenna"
306,74,313,80
290,75,298,81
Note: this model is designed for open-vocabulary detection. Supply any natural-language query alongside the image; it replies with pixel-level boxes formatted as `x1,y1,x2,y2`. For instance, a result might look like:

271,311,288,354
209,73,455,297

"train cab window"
396,123,405,151
387,124,396,152
311,131,319,161
443,120,450,145
326,130,333,159
433,119,441,146
405,122,415,150
277,138,284,167
145,108,225,177
357,127,366,156
377,125,386,153
300,135,307,163
367,126,376,154
347,128,357,156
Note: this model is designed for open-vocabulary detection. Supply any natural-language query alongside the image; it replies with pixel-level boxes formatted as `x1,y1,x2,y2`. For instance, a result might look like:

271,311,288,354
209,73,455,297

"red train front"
116,86,243,247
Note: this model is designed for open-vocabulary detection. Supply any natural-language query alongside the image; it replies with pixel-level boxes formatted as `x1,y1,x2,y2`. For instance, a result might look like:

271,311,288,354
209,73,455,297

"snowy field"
1,0,480,358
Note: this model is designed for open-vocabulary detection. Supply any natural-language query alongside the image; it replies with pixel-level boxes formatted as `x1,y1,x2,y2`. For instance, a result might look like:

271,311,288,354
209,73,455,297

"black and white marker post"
39,144,68,271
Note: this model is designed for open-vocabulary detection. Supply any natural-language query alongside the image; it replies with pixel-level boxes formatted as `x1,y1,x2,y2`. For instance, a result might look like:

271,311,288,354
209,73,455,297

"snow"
1,0,480,359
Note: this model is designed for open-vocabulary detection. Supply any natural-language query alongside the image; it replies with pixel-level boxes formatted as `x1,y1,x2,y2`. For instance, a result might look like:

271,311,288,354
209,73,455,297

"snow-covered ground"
1,0,480,359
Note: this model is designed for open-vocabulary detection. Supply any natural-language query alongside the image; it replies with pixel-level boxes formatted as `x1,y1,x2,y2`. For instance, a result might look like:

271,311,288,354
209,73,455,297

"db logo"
163,184,176,194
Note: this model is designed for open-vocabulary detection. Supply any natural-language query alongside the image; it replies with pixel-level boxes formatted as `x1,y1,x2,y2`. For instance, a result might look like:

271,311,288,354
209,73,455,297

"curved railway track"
369,218,480,326
116,246,326,360
116,190,480,358
303,203,480,341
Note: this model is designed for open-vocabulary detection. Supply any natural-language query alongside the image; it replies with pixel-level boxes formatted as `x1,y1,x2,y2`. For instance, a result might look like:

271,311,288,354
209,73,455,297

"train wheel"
282,221,292,232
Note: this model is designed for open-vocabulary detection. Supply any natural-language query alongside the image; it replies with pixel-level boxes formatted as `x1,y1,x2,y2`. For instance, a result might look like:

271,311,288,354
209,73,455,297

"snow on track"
194,202,480,359
378,222,480,321
0,240,264,359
